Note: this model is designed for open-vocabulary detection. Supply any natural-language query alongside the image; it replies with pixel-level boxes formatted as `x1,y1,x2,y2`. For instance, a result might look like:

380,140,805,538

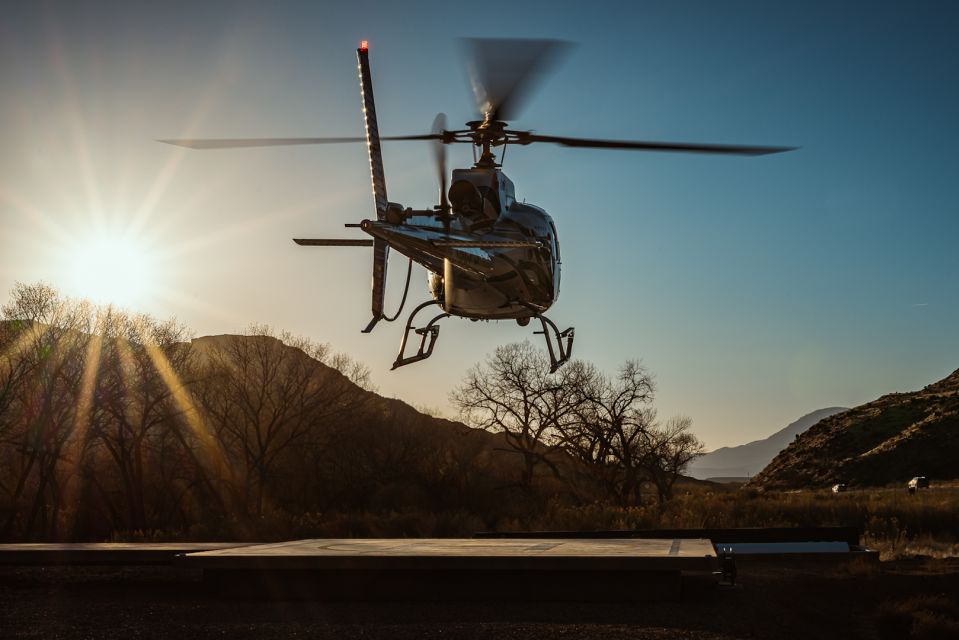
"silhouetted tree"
561,360,657,506
88,310,197,533
643,415,704,506
195,325,369,518
0,283,94,539
0,318,39,446
451,341,586,489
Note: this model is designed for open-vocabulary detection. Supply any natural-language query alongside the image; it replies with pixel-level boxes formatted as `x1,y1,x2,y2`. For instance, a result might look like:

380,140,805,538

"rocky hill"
751,369,959,489
688,407,847,480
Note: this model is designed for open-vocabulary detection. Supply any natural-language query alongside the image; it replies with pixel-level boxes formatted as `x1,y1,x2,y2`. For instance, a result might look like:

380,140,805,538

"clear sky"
2,1,957,449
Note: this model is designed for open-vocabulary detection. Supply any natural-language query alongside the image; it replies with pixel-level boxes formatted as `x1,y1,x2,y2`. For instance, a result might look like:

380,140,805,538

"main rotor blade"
518,133,796,156
158,134,440,149
462,38,571,121
293,238,374,246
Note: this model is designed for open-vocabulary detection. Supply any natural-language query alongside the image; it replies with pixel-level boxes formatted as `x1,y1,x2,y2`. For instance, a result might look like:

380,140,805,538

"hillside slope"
190,334,540,485
751,369,959,489
688,407,847,479
190,333,503,447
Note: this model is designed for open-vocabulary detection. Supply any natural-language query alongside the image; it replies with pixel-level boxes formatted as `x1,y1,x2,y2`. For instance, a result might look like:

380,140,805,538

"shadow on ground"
2,559,958,639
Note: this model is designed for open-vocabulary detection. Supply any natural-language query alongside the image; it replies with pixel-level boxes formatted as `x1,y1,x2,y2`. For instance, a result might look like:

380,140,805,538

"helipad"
0,542,247,565
180,537,714,570
179,538,717,600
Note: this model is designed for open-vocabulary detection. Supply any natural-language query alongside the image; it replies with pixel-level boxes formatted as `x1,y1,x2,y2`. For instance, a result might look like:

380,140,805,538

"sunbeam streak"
0,321,52,365
61,326,104,536
141,342,235,494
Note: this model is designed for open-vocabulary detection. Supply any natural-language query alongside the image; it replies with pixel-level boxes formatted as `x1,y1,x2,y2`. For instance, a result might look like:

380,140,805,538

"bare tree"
0,283,94,539
0,316,40,443
0,284,227,540
562,360,657,506
643,415,704,506
194,325,368,518
451,341,585,489
89,310,198,533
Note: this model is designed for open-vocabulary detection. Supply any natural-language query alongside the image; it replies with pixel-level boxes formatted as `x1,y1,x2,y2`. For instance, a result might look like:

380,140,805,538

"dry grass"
524,485,959,559
95,482,959,554
870,536,959,561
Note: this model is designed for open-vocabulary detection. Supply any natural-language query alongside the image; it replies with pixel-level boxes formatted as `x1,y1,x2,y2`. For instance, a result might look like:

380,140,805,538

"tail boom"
357,42,390,329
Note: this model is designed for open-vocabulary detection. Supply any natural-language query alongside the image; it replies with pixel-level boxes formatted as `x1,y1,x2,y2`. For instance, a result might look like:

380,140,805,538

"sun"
66,229,157,309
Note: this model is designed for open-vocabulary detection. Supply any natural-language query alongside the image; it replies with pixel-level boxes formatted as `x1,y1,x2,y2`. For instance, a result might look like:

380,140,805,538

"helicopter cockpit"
449,168,515,229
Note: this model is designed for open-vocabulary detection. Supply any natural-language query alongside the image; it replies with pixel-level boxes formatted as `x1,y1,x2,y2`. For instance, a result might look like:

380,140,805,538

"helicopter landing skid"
533,314,575,373
392,301,574,372
392,300,450,370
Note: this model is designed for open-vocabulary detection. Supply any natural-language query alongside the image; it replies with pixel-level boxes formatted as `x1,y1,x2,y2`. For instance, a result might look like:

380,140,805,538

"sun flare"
66,230,157,309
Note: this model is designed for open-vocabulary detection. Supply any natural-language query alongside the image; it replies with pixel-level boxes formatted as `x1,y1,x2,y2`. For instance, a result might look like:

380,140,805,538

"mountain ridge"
751,369,959,489
688,407,848,479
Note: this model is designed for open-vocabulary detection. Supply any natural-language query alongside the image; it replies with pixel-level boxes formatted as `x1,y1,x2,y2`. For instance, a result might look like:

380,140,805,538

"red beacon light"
359,40,369,52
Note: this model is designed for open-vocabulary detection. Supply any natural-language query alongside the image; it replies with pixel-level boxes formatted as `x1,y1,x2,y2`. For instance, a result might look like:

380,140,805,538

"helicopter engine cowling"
436,258,482,314
427,265,455,311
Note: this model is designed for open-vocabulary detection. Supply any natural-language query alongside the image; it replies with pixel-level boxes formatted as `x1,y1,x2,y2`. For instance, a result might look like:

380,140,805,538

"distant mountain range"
751,369,959,489
688,407,848,480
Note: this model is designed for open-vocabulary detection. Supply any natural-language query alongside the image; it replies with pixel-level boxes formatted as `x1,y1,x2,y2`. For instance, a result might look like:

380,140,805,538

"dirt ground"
1,558,958,640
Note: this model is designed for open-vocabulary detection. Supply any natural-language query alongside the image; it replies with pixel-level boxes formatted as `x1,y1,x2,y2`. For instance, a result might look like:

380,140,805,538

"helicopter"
160,39,794,372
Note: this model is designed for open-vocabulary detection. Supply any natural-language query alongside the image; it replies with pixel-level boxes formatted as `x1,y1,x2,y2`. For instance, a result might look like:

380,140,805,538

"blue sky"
1,1,957,448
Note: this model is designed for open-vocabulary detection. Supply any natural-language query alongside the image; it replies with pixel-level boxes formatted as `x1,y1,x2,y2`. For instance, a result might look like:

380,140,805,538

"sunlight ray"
146,173,234,238
60,323,104,536
0,185,76,248
147,283,248,329
112,313,140,424
141,342,235,490
129,40,244,237
0,321,52,366
45,23,105,227
157,197,326,259
150,169,383,266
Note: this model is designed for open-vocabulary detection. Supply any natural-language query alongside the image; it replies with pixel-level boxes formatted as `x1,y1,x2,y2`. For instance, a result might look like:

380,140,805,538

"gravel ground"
1,558,957,639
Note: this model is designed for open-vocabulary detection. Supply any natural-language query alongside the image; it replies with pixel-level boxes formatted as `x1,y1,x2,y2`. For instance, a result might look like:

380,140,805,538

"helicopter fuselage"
360,167,560,321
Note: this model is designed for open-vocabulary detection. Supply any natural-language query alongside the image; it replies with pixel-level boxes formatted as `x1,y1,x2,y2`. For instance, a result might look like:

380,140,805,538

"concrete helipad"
180,538,717,600
180,537,716,571
0,542,248,565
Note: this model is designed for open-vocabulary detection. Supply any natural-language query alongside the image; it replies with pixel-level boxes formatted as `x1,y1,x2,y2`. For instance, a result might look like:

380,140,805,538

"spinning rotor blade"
293,238,374,246
158,134,440,149
462,38,571,121
516,133,796,156
431,113,450,214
